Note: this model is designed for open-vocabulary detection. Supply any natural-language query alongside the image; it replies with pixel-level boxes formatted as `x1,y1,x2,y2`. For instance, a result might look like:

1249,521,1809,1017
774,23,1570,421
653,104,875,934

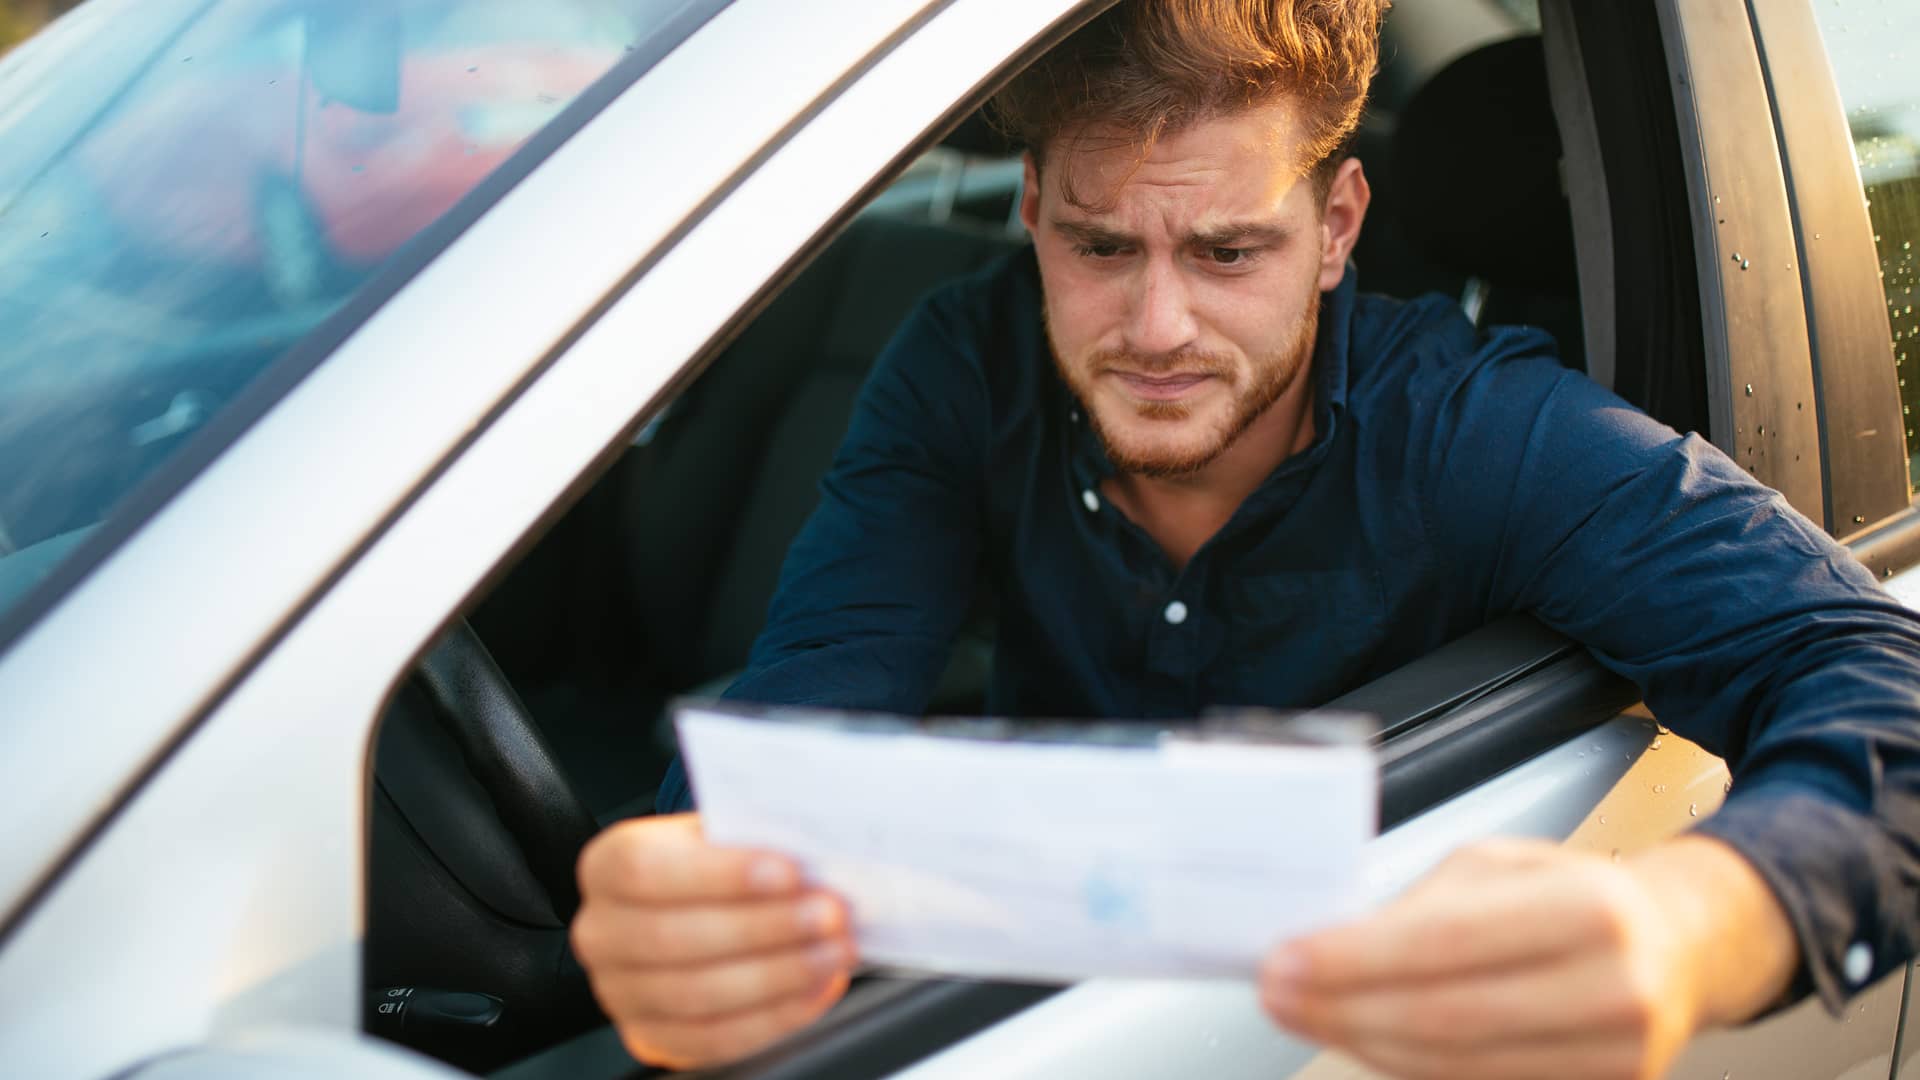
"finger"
596,938,857,1022
573,891,848,968
617,973,852,1069
1266,855,1622,992
1262,950,1650,1051
578,814,803,904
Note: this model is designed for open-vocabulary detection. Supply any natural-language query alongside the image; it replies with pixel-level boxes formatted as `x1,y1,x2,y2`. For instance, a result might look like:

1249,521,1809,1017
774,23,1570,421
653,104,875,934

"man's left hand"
1257,836,1799,1080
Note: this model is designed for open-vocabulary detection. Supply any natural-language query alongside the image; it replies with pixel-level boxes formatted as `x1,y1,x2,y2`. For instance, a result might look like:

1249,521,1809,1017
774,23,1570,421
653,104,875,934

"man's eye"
1075,243,1123,259
1210,247,1250,265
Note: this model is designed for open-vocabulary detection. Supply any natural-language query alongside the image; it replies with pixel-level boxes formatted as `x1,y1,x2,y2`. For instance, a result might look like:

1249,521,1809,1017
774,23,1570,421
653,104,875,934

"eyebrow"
1050,217,1296,249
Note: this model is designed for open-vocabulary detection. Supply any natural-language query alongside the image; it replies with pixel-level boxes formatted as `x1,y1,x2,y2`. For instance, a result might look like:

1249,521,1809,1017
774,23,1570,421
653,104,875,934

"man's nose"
1124,256,1200,356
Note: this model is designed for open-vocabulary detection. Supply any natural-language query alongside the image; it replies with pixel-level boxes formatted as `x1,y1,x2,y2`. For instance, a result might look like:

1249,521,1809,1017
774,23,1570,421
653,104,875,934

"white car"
1,0,1917,1077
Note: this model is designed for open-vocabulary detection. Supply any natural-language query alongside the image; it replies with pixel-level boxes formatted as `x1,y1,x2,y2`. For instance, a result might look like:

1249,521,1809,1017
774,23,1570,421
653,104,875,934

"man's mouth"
1109,371,1214,401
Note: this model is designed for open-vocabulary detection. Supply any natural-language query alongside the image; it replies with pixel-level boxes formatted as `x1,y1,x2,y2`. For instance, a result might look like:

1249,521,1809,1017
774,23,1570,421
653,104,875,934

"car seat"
1377,34,1586,370
470,211,1027,818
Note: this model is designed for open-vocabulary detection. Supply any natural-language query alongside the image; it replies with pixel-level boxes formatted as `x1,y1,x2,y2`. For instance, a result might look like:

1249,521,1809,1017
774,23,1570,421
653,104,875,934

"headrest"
1390,36,1577,292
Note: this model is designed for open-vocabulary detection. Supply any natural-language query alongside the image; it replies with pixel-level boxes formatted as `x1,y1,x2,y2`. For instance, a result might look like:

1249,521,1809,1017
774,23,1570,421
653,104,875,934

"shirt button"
1081,489,1100,513
1844,941,1873,986
1070,407,1082,423
1163,601,1189,625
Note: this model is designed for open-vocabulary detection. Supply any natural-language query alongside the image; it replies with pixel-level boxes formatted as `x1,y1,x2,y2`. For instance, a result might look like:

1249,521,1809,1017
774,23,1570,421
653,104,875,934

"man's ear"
1019,152,1042,236
1317,157,1371,292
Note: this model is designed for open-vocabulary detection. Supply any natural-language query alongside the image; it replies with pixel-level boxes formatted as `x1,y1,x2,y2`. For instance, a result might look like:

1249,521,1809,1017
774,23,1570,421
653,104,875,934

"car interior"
359,2,1701,1071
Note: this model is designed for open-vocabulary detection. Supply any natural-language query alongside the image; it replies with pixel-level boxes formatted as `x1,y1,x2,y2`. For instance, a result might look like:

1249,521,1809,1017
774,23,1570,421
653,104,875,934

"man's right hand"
572,813,857,1070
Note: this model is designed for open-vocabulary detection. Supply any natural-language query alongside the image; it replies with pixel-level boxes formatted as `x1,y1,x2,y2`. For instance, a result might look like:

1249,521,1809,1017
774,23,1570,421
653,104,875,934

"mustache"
1087,346,1236,377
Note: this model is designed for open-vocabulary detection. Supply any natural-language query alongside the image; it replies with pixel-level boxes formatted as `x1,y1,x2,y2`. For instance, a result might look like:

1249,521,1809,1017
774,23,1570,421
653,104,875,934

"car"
1,0,1917,1077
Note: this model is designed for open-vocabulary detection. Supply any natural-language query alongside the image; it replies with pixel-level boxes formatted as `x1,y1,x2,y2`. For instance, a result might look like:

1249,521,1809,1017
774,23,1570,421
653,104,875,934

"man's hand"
1257,836,1799,1080
572,813,857,1070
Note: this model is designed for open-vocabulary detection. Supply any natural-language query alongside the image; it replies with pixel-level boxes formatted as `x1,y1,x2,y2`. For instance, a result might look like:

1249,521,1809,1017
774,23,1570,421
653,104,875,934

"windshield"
0,0,707,628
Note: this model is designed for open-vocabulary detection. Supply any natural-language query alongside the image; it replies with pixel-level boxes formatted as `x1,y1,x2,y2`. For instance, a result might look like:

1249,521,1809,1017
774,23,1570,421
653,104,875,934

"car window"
0,0,700,632
1811,0,1920,490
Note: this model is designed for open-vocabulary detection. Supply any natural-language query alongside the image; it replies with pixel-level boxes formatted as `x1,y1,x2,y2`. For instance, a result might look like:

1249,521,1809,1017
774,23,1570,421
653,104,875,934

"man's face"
1021,103,1351,477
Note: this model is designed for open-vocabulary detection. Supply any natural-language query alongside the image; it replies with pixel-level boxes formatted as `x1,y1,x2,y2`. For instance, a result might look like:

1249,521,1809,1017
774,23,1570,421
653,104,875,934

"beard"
1047,291,1321,479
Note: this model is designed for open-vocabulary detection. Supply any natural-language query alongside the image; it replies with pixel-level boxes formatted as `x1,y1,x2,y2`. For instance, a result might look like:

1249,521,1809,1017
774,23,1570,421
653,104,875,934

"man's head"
996,0,1386,478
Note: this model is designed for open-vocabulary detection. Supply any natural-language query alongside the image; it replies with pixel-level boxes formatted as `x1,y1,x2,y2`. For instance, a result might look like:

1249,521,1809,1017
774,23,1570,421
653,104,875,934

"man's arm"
1259,328,1920,1077
1415,335,1920,1009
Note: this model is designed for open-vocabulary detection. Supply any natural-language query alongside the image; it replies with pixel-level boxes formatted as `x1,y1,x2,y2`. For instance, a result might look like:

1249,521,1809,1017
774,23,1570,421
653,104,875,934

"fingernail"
748,858,798,895
808,940,851,975
795,895,838,934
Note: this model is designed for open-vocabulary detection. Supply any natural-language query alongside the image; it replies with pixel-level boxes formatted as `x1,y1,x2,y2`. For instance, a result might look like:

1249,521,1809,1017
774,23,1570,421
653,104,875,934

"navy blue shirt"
659,249,1920,1012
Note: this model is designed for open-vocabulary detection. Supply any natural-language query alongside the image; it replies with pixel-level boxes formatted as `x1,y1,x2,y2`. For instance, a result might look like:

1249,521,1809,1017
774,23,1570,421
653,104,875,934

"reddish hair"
992,0,1389,207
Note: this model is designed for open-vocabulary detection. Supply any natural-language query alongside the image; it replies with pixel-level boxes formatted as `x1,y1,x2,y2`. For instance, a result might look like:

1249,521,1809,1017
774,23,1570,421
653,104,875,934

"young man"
569,2,1920,1075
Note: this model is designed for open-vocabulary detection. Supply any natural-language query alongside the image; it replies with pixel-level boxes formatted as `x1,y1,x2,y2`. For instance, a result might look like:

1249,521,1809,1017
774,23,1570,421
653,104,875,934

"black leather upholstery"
1387,34,1586,369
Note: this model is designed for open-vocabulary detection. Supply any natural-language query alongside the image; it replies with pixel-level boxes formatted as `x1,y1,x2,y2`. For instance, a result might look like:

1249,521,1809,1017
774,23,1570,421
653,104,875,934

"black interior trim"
1372,642,1639,829
1565,0,1707,439
1327,615,1573,743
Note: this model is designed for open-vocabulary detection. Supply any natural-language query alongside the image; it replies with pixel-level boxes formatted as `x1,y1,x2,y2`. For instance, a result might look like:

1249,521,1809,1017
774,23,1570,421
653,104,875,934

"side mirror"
306,7,402,114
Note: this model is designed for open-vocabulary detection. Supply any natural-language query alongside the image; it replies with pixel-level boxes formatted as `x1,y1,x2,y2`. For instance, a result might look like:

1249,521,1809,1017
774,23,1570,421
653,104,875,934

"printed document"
675,704,1379,983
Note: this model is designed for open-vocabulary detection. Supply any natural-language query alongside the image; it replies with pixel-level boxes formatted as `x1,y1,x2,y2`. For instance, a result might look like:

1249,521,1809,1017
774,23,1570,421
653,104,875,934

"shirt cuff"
1690,784,1908,1016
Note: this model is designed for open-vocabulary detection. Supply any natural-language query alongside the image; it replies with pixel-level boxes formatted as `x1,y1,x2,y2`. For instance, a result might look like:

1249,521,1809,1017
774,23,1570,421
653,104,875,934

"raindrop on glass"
1689,803,1699,817
1654,783,1667,794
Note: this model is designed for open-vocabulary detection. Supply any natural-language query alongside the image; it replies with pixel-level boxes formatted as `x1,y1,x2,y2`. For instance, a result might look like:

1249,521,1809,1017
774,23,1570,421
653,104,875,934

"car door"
0,0,1086,1076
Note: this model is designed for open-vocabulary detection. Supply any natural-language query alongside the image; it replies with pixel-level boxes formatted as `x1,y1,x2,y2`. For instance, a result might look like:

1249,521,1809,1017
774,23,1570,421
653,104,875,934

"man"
568,2,1920,1075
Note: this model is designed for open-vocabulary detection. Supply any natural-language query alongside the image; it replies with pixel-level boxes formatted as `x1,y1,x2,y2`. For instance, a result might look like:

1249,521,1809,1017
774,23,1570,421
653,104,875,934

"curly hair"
992,0,1390,208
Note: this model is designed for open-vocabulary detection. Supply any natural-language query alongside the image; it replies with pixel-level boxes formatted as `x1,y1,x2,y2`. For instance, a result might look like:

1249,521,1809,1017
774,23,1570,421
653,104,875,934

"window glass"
0,0,704,630
1812,0,1920,489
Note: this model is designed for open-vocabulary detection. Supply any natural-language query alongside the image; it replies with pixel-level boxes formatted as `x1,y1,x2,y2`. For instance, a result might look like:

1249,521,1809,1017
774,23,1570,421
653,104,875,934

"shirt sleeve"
655,288,990,814
1412,327,1920,1013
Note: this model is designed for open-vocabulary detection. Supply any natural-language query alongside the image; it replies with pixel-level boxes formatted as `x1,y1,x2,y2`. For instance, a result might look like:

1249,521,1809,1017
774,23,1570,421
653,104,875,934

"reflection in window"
0,0,696,631
1813,0,1920,490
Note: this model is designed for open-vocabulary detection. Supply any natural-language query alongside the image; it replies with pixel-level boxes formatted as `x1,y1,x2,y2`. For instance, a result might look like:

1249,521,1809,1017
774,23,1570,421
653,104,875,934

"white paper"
675,705,1379,984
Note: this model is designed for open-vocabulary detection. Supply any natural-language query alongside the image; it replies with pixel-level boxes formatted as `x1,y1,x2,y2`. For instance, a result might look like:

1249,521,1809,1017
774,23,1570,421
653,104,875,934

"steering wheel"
414,619,600,919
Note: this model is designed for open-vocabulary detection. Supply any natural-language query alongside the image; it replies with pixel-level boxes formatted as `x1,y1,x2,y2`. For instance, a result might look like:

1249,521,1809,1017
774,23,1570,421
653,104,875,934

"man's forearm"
1628,834,1799,1027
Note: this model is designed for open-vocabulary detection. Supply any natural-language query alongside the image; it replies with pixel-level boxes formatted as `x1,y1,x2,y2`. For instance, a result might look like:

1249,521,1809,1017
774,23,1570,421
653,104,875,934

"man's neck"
1101,367,1318,571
